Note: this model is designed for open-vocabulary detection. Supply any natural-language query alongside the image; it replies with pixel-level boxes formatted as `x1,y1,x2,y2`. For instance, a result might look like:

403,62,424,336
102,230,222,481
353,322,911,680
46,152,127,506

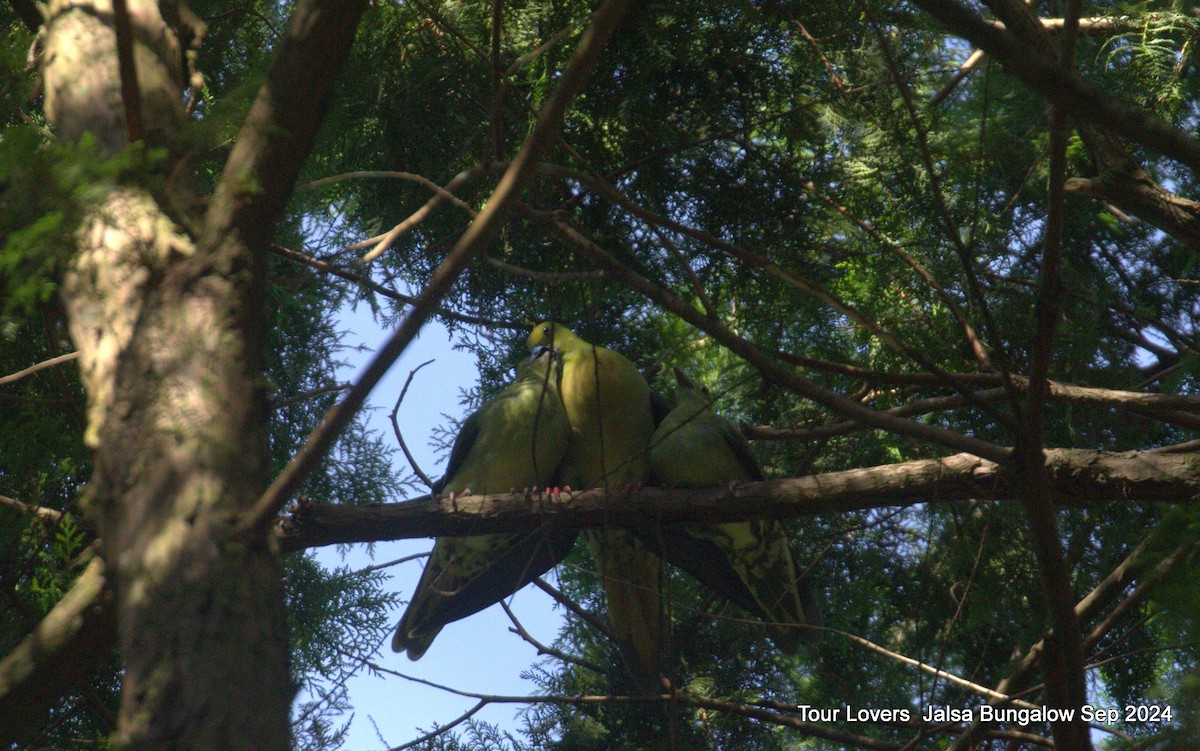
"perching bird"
526,321,663,684
647,367,822,651
392,348,575,659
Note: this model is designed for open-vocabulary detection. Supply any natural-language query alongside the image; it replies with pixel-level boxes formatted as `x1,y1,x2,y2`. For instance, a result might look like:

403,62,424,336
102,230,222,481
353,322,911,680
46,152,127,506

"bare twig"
839,627,1039,707
300,168,482,263
532,576,615,642
356,550,430,575
500,600,608,674
0,351,81,386
269,243,519,330
535,162,1010,423
748,377,1200,441
391,701,487,751
390,359,437,489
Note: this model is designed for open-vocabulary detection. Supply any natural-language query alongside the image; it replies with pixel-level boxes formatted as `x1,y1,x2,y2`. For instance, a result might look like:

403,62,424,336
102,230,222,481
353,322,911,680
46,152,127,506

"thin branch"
355,550,429,575
748,371,1200,437
390,359,436,490
0,494,65,524
239,0,635,537
532,576,615,642
914,0,1200,172
390,701,487,751
746,387,1005,441
482,255,606,282
868,17,1017,411
946,528,1191,750
200,0,369,266
0,351,80,386
651,223,717,317
930,49,986,108
321,170,482,257
839,628,1040,707
505,16,581,75
271,381,352,410
686,694,904,751
788,16,850,98
776,351,1000,386
407,0,491,68
534,162,1011,426
269,243,519,330
1082,538,1196,653
929,13,1165,109
0,556,117,746
303,169,479,264
520,203,1012,462
797,178,994,373
375,657,910,751
500,600,608,674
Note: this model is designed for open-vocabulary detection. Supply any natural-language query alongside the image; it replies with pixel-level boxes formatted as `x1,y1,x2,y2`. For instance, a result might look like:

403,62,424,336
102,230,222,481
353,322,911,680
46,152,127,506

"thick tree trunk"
61,187,291,749
43,1,292,748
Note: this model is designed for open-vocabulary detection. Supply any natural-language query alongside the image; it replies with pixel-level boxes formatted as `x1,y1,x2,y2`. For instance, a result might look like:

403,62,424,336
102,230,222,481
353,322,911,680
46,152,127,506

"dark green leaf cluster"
0,129,167,313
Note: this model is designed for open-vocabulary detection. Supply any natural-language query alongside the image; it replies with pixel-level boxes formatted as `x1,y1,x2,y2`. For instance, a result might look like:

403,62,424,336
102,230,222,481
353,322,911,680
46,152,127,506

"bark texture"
277,448,1200,552
39,0,365,747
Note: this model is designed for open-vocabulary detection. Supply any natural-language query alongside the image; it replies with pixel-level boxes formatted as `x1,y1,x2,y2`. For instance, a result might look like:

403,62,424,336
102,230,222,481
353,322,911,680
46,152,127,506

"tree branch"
275,449,1198,552
201,0,368,262
947,528,1193,750
0,494,66,524
269,243,521,330
913,0,1200,172
0,556,117,747
0,351,79,387
390,359,436,490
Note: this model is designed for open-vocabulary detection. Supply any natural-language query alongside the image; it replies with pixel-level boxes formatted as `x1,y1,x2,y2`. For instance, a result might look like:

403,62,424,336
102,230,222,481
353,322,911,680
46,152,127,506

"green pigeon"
392,348,574,659
526,321,663,685
647,367,822,651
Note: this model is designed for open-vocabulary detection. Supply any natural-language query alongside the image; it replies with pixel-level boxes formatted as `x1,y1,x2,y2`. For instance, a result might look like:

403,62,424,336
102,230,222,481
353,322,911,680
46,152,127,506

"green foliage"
5,0,1200,749
407,720,530,751
0,128,168,312
286,553,400,751
23,513,86,613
